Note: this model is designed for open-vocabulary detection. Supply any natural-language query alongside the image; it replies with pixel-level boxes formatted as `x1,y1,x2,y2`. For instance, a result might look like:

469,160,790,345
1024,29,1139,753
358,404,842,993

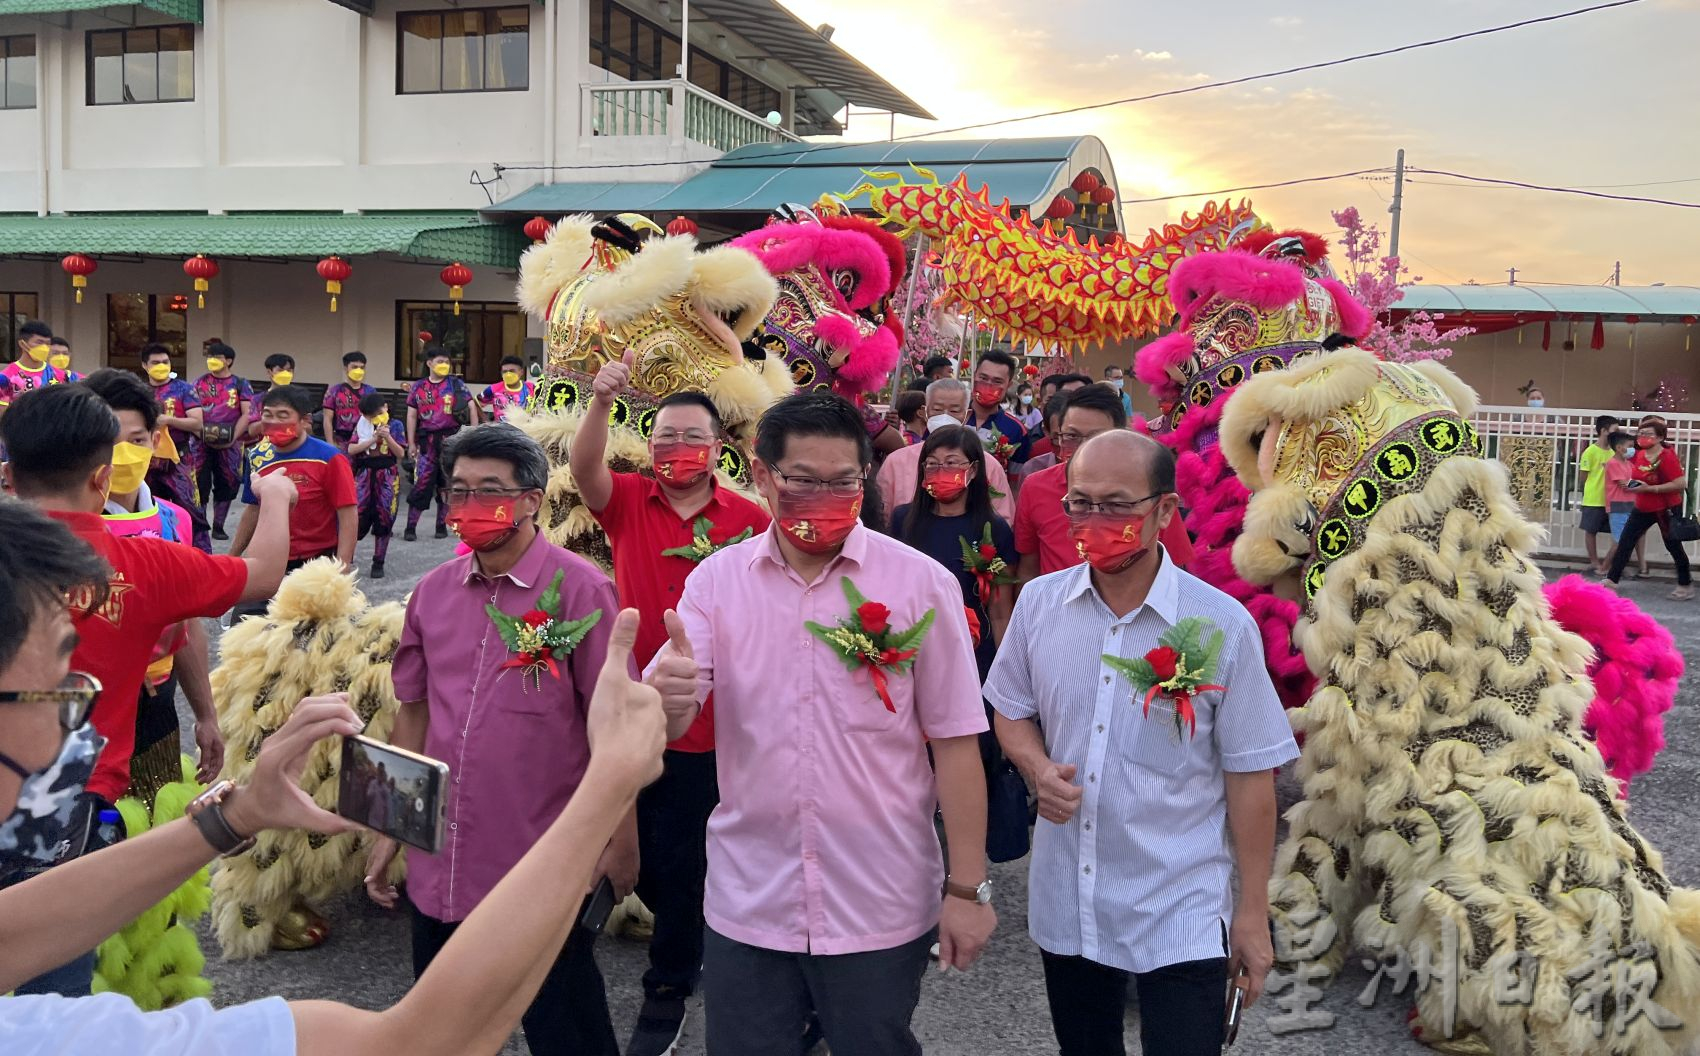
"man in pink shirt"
367,422,632,1056
877,378,1014,521
647,392,997,1056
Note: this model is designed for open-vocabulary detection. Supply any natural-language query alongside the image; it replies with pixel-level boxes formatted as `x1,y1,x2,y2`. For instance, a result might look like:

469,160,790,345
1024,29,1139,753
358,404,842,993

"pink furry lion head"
731,216,905,398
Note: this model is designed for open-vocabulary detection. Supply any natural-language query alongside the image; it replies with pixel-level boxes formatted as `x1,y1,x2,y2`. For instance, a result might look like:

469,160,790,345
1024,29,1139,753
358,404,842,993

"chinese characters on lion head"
1217,349,1700,1056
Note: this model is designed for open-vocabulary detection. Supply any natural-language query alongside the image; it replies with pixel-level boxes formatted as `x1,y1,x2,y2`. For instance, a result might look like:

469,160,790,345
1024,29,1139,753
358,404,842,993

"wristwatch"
944,876,993,904
186,780,257,858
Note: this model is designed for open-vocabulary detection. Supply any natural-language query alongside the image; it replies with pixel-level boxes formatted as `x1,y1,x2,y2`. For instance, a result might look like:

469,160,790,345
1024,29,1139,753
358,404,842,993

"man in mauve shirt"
367,422,632,1056
570,351,771,1056
0,382,295,997
647,391,997,1056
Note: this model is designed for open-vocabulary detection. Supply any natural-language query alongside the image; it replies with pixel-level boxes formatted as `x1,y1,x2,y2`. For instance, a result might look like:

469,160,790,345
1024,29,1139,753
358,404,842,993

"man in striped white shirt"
986,430,1296,1056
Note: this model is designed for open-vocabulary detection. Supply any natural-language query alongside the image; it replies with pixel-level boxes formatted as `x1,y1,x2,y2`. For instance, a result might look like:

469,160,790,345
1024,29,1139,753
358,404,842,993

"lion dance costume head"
1219,348,1700,1056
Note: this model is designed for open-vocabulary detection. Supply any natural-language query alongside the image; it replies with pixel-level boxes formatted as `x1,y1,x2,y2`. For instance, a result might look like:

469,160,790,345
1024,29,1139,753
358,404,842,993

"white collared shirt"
985,549,1298,973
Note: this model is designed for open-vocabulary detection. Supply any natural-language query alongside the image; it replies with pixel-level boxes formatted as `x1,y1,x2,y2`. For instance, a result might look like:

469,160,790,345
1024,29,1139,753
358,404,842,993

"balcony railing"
584,79,800,153
1469,404,1698,561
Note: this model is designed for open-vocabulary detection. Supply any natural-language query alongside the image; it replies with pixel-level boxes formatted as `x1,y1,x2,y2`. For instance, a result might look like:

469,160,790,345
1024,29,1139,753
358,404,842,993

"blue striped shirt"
985,549,1298,973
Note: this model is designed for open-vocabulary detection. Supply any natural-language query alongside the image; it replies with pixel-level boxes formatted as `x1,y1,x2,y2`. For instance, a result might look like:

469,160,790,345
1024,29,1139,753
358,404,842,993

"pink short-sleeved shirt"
646,523,988,955
392,531,627,922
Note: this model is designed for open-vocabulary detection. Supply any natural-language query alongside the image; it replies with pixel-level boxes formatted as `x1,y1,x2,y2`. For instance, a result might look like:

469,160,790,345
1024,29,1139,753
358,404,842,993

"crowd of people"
45,319,1686,1055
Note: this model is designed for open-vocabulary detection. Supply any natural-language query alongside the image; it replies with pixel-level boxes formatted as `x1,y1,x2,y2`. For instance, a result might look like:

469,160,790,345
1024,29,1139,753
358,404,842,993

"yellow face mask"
430,362,451,379
205,357,226,373
271,370,294,386
109,440,154,495
501,369,522,387
370,412,390,429
24,342,49,365
146,362,172,382
49,352,71,371
348,367,367,383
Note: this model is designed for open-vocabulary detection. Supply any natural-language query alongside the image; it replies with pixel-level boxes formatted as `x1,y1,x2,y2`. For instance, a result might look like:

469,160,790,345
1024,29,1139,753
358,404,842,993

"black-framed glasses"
922,458,974,472
0,672,102,735
1061,492,1166,519
439,486,532,505
771,468,867,498
1056,429,1109,448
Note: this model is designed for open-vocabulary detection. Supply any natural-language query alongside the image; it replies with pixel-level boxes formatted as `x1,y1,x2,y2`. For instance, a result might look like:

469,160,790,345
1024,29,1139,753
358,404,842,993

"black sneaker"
434,524,449,539
625,995,687,1056
369,561,385,580
211,526,228,541
404,526,417,542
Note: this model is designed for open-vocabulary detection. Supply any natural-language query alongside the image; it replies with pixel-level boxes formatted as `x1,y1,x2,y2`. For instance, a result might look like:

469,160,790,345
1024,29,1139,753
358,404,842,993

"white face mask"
926,413,963,433
1108,377,1125,391
1020,394,1034,406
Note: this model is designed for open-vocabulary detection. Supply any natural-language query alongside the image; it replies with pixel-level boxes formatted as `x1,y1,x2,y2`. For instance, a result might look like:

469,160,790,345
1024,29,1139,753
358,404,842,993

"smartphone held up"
337,734,449,853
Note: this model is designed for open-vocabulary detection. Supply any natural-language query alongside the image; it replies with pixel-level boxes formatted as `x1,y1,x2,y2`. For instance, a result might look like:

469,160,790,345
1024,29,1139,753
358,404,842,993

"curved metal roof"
1394,283,1700,318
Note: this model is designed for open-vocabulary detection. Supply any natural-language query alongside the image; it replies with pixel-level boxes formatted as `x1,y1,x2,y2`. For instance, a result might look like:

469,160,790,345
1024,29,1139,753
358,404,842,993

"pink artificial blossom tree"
1332,206,1474,363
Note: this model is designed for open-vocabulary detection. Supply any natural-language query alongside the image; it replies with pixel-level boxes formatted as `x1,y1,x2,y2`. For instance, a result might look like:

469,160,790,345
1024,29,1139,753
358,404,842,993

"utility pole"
1388,148,1405,260
1612,261,1621,286
1507,267,1517,286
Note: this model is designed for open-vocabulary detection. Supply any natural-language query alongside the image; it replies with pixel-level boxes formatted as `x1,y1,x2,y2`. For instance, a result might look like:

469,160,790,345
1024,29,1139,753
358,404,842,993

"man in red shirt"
0,382,295,996
231,385,357,595
1015,384,1192,583
570,349,771,1056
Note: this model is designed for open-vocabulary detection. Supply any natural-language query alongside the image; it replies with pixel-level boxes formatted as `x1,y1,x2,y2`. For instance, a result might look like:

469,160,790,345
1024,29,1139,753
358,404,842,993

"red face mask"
776,490,862,555
263,423,300,448
652,441,713,488
922,466,972,502
973,383,1006,407
447,494,523,553
1637,436,1657,449
1070,514,1149,574
1056,438,1082,464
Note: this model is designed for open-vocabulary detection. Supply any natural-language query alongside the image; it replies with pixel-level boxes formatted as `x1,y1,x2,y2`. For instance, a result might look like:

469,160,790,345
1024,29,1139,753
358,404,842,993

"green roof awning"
0,0,203,21
1394,283,1700,319
0,212,527,267
490,136,1111,219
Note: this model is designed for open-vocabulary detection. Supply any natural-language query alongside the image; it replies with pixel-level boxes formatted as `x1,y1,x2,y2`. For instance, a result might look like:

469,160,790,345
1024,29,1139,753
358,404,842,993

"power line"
1119,168,1390,205
495,0,1645,176
1405,168,1700,208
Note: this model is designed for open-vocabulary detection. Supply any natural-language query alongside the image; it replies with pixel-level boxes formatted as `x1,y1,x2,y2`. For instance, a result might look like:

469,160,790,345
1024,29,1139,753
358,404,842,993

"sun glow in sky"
780,0,1699,286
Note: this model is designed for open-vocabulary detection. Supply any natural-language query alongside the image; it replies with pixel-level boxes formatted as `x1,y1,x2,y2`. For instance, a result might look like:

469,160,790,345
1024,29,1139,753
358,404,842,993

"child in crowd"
348,391,406,579
1577,414,1618,575
476,355,536,423
323,351,377,445
1600,429,1650,579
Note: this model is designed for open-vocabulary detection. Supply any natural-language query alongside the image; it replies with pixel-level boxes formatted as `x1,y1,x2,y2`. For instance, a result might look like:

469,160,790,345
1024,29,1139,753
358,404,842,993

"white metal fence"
584,80,801,151
1469,404,1698,562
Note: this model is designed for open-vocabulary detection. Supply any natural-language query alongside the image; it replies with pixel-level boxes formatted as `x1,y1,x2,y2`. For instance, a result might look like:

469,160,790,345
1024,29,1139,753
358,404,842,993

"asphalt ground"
181,528,1700,1055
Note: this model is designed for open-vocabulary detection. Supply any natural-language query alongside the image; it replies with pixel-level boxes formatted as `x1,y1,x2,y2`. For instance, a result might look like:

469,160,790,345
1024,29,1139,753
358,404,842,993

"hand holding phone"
578,876,618,934
1625,479,1644,489
1224,967,1248,1046
337,734,449,854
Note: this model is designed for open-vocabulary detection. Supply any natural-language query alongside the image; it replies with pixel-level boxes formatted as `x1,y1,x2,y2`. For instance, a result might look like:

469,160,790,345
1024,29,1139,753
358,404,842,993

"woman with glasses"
890,426,1017,674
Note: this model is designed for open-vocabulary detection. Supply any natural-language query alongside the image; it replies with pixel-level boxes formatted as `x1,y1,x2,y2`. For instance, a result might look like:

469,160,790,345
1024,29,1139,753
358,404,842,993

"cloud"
1136,49,1173,62
1269,15,1302,28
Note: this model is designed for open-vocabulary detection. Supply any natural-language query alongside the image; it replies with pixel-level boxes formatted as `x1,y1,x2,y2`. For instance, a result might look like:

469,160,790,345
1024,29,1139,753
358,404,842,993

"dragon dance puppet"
207,561,406,957
1133,234,1680,787
1220,349,1700,1056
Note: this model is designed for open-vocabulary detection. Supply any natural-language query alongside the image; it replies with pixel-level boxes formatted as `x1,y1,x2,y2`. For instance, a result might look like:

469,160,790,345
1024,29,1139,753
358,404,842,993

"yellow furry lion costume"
1220,349,1700,1055
207,560,406,958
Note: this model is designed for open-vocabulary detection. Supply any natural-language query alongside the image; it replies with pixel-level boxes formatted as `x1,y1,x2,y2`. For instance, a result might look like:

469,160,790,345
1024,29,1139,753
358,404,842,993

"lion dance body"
1221,349,1700,1055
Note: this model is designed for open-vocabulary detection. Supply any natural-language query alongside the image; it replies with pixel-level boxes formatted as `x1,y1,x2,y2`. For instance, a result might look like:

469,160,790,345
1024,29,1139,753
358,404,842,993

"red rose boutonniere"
486,570,603,692
1101,617,1225,740
959,523,1016,610
806,578,935,714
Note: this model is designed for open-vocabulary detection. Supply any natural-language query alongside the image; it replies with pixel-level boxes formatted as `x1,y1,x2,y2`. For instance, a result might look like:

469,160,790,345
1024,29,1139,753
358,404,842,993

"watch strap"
943,878,985,902
189,782,256,857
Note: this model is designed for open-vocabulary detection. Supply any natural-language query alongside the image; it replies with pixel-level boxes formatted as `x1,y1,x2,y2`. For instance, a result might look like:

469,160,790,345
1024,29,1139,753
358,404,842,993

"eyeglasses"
439,485,532,504
770,468,867,497
0,671,102,735
1056,429,1109,448
922,458,973,472
653,429,716,446
1061,492,1166,519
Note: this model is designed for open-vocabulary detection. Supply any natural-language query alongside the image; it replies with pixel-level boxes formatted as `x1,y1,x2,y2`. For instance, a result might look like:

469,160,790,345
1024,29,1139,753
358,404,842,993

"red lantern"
316,255,353,313
418,331,433,344
1071,171,1102,196
1044,194,1075,221
666,216,699,238
523,216,553,243
1022,363,1040,378
439,262,473,316
182,254,219,309
60,253,96,304
1091,185,1116,217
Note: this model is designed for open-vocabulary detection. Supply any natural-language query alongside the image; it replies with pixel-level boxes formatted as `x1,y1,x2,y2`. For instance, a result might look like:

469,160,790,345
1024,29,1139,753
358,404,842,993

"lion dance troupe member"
570,350,771,1056
405,347,474,540
190,341,254,540
476,355,536,423
0,322,72,410
322,351,376,445
646,392,997,1056
140,343,212,552
348,391,406,579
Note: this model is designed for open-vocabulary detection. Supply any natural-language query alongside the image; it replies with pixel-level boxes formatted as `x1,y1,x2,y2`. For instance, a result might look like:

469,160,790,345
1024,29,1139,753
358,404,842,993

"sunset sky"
781,0,1698,287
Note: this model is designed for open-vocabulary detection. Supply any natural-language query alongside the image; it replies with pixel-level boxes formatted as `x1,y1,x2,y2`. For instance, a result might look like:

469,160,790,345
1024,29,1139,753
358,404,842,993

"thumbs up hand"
647,609,703,741
591,347,636,405
586,609,666,790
